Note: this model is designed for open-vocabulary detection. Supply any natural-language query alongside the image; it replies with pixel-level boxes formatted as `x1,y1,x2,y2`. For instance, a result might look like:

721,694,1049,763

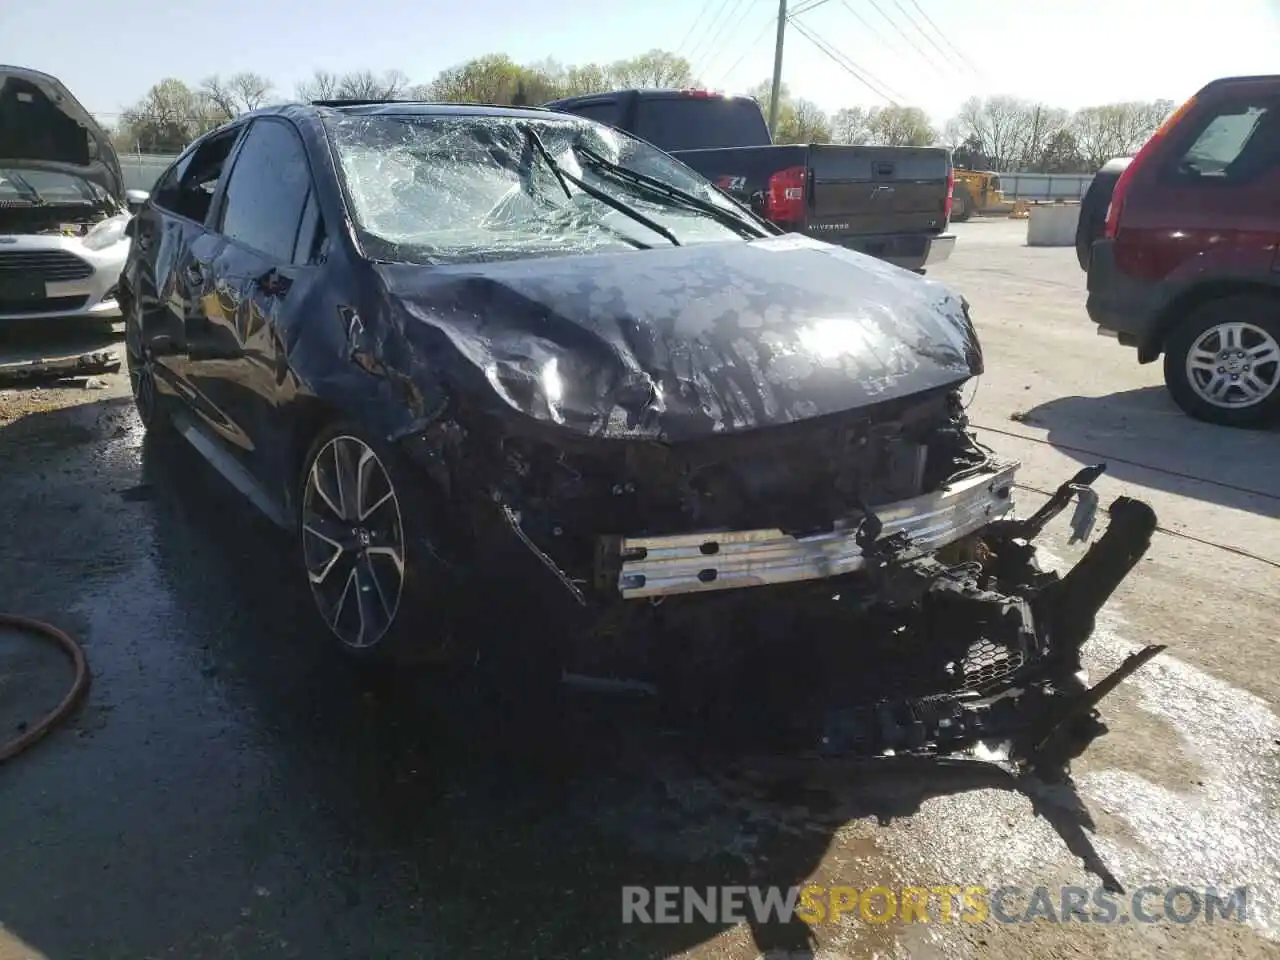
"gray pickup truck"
544,88,956,272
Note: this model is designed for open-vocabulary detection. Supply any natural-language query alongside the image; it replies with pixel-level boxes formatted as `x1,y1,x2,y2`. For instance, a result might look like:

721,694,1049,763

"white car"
0,65,148,328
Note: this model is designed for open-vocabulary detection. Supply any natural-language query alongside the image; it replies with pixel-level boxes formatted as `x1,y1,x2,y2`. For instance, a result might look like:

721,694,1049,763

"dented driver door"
183,117,322,486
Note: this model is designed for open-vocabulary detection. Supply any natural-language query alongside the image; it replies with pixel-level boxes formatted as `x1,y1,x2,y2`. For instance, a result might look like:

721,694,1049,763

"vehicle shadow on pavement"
0,406,1122,960
1015,387,1280,518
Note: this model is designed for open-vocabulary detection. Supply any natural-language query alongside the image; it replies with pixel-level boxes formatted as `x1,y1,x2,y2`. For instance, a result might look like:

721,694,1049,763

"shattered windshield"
0,167,106,205
325,112,762,264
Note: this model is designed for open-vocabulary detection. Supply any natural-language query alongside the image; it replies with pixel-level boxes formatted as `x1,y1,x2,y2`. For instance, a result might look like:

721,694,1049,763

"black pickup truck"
543,88,956,272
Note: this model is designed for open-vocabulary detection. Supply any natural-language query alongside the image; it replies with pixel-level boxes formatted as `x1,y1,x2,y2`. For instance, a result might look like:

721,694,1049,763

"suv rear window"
1173,100,1280,181
632,97,770,151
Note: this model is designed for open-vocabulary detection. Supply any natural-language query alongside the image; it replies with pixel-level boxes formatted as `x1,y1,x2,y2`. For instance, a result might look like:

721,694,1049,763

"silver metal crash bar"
614,459,1019,600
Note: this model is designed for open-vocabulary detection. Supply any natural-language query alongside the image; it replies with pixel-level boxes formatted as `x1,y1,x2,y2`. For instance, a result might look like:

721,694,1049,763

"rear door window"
1171,100,1280,182
631,97,770,151
217,118,314,262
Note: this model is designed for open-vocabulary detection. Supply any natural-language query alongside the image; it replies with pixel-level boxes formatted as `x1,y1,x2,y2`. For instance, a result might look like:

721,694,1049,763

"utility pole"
768,0,788,137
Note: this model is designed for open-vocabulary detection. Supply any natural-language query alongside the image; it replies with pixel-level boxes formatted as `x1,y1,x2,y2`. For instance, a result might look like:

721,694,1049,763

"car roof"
238,101,565,124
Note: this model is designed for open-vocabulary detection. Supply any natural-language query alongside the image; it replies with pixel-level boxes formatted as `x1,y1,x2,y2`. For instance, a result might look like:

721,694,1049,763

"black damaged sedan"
120,101,1162,770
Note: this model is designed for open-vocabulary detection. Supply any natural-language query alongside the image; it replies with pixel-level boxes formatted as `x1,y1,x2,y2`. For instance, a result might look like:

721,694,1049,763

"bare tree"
1016,104,1070,169
951,95,1032,170
937,117,966,151
337,69,412,100
201,72,274,119
831,106,872,144
294,69,410,102
1072,100,1175,170
295,70,341,101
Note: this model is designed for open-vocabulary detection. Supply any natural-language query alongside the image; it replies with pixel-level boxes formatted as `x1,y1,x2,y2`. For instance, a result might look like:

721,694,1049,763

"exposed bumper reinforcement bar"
614,459,1019,600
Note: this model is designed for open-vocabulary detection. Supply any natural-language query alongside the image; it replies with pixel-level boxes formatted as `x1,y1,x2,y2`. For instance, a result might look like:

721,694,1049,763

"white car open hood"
0,65,124,201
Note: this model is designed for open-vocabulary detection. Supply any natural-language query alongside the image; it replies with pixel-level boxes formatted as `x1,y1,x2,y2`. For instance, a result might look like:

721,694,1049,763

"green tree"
748,80,832,143
865,105,936,146
607,49,696,89
117,78,222,153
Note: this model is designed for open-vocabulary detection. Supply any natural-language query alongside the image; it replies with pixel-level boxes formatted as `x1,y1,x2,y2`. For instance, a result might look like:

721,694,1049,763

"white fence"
994,172,1094,201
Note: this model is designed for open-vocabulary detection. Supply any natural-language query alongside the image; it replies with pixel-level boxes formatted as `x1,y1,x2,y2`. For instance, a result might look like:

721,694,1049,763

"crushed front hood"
381,234,982,442
0,65,123,201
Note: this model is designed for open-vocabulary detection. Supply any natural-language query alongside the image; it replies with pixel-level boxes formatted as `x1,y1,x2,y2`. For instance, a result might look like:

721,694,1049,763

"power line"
709,14,778,87
904,0,984,77
694,0,760,81
837,0,898,53
675,1,719,57
841,0,953,84
865,0,937,70
790,0,837,14
889,0,966,72
684,0,744,68
789,18,902,103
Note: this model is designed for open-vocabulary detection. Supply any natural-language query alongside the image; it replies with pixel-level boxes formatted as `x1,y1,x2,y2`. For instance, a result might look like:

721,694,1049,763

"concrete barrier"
1026,202,1080,246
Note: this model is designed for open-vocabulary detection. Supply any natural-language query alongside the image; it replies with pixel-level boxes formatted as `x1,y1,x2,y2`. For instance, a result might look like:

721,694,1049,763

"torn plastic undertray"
816,474,1162,773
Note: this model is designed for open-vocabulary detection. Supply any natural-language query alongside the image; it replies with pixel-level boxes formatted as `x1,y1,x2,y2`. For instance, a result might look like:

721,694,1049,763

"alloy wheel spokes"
302,436,407,648
1186,321,1280,409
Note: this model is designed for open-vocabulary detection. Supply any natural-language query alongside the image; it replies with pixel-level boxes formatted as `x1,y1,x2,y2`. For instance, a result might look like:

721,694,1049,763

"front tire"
951,186,973,222
124,292,171,436
1162,295,1280,428
297,422,456,664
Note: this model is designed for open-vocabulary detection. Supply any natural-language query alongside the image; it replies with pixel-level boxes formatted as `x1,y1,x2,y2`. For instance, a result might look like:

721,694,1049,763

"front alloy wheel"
301,435,407,649
125,300,165,432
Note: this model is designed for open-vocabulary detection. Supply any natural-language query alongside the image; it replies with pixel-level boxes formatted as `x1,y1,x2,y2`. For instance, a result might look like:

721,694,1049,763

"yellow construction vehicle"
951,169,1004,221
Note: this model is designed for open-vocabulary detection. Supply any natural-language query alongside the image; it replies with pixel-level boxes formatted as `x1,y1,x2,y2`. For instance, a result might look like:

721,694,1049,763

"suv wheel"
952,187,972,222
1163,295,1280,427
298,422,455,664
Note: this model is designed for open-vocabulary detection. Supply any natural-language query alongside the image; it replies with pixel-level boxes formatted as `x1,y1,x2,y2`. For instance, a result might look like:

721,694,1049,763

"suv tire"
1163,295,1280,428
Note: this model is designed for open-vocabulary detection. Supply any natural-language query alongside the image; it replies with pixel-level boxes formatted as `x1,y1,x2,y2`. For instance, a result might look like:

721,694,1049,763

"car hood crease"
377,236,982,441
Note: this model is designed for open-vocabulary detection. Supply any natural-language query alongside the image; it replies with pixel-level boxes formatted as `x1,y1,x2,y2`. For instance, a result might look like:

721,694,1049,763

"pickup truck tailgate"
808,145,950,235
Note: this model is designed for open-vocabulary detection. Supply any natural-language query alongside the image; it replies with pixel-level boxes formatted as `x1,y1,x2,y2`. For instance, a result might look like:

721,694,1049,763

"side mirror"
125,189,150,212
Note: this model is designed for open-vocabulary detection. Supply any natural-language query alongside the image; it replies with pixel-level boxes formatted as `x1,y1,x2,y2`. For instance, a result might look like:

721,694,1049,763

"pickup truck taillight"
766,166,807,225
1104,94,1197,240
944,167,955,224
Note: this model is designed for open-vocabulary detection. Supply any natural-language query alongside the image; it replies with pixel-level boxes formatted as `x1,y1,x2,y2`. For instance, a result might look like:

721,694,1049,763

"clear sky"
3,0,1278,125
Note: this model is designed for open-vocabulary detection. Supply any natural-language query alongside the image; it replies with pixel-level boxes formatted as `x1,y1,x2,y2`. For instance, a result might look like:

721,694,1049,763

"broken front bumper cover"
615,459,1018,599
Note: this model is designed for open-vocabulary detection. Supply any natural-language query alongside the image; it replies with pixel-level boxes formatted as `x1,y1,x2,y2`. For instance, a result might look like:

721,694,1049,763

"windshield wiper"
519,124,680,247
574,145,771,240
2,170,44,204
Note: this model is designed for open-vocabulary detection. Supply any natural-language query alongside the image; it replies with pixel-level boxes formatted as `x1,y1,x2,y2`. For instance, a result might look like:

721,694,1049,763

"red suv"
1085,75,1280,427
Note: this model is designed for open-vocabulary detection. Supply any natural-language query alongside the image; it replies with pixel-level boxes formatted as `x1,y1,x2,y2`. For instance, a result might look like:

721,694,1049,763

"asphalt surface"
1,219,1278,960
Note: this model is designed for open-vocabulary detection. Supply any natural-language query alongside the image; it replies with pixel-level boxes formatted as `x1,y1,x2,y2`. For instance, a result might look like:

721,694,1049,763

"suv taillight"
1104,94,1198,240
944,167,955,224
766,166,807,224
